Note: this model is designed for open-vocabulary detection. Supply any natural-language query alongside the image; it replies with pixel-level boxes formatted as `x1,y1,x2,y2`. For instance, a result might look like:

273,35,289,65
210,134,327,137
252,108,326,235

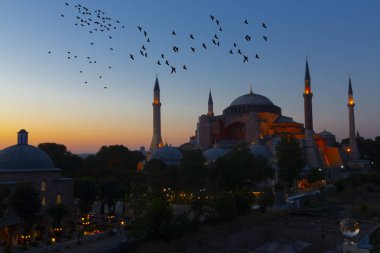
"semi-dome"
230,92,274,107
203,147,230,162
0,129,56,171
149,146,183,165
223,90,281,116
249,144,272,159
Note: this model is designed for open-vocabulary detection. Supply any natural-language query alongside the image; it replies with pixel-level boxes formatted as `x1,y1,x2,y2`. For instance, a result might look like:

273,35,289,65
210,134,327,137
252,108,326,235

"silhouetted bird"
172,30,176,36
165,60,169,65
262,23,267,29
217,41,220,46
147,38,150,42
84,81,87,84
157,60,161,65
238,49,242,54
68,56,71,59
183,65,187,70
173,46,179,52
229,49,233,54
212,39,216,45
233,42,237,47
138,26,142,32
191,47,195,52
87,56,90,59
255,54,260,59
210,15,215,21
110,48,114,51
244,19,248,24
48,51,51,54
108,66,112,69
90,42,94,45
219,27,223,32
140,50,144,56
130,54,134,60
245,35,251,41
190,34,194,39
171,66,176,74
214,34,219,40
65,2,69,6
144,52,147,57
243,55,248,63
142,45,146,50
104,86,107,89
161,54,165,58
202,43,207,49
61,14,64,17
263,36,268,41
80,70,83,73
216,19,220,26
144,31,147,37
99,76,102,79
67,51,70,54
109,36,112,39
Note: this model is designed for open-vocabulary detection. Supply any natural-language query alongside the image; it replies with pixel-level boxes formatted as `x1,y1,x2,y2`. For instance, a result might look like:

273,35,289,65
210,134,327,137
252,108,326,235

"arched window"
41,196,46,207
56,194,62,205
41,180,46,192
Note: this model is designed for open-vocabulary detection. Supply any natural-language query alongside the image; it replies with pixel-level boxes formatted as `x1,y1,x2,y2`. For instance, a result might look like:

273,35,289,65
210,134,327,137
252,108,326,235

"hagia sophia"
149,59,369,172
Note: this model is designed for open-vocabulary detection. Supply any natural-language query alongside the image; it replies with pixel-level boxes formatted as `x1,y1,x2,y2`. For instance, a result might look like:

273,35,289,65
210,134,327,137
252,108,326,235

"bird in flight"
110,48,114,51
80,70,83,73
144,31,147,37
263,36,268,41
216,19,220,26
147,38,150,43
255,54,260,59
219,27,223,32
48,51,51,54
245,35,251,41
210,15,215,21
244,19,248,24
161,54,165,58
171,66,176,74
229,49,233,54
202,43,207,49
191,47,195,52
90,42,94,45
233,42,237,47
141,45,146,50
137,26,142,32
238,49,242,54
104,86,107,89
157,60,161,65
130,54,134,60
262,23,267,29
61,14,65,17
172,30,176,36
173,46,179,52
65,2,69,6
243,55,248,63
190,34,194,39
214,34,219,40
183,65,187,70
165,60,169,65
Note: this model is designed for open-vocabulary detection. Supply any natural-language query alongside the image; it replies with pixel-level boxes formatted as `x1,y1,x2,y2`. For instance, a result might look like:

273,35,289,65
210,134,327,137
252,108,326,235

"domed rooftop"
230,91,274,107
249,144,272,159
223,89,281,116
0,130,56,171
319,130,335,137
149,146,183,165
203,147,230,162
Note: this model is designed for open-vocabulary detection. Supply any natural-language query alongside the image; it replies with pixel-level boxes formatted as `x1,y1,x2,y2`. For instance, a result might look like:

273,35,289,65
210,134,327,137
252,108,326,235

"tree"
276,135,305,192
214,143,272,191
0,184,10,218
38,143,83,177
47,204,69,228
306,168,325,183
74,178,98,213
143,159,180,192
99,178,125,214
10,183,41,233
179,149,208,192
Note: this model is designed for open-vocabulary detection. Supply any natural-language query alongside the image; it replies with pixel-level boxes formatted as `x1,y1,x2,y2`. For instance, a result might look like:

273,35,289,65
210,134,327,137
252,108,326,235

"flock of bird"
49,2,269,89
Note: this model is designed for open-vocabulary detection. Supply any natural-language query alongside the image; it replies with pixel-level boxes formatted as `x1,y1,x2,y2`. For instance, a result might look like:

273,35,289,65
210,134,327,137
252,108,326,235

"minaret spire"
150,76,163,151
347,76,359,160
208,89,214,116
302,57,322,168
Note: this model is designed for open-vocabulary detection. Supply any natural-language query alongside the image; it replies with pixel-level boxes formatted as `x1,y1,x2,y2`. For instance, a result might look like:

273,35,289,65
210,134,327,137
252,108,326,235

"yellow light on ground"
51,238,56,243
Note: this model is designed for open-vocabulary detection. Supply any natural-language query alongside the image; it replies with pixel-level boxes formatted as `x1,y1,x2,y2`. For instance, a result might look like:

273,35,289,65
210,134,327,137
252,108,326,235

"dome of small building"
249,144,272,159
203,147,231,162
0,129,56,171
149,146,183,165
319,130,335,137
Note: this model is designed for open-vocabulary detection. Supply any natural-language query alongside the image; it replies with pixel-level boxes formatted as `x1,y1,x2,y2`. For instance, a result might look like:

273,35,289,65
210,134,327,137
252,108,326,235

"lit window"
41,180,46,192
56,194,62,205
42,196,46,207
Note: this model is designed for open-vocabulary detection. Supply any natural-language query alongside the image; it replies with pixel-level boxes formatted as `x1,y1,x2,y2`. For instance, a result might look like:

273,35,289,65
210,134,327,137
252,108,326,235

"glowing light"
51,238,56,243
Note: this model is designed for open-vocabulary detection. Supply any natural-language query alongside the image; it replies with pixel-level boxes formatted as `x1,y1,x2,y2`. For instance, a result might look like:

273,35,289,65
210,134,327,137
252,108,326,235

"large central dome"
230,92,274,106
223,91,281,116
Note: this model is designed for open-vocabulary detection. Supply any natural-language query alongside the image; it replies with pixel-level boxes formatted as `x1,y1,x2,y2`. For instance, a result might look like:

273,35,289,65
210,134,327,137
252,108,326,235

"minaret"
347,77,360,160
303,58,314,139
302,58,322,168
150,76,163,151
207,90,214,116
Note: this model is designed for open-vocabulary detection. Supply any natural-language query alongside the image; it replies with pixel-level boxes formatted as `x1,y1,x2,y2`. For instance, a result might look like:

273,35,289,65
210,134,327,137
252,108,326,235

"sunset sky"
0,0,379,153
